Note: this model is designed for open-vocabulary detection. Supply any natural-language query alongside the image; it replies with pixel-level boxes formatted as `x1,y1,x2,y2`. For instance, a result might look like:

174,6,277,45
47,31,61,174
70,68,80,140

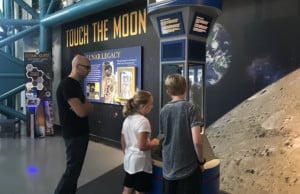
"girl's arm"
137,132,159,151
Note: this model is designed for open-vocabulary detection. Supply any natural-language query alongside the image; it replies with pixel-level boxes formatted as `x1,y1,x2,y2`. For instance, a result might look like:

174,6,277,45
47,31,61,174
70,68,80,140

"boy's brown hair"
165,74,186,96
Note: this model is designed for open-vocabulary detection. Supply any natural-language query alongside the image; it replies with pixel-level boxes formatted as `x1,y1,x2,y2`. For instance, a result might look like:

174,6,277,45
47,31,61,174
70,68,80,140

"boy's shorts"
163,166,202,194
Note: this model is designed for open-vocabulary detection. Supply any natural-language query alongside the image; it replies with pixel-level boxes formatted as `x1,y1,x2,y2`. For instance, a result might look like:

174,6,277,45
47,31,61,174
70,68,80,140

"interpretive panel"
157,12,185,37
84,46,142,104
190,12,212,37
24,52,54,137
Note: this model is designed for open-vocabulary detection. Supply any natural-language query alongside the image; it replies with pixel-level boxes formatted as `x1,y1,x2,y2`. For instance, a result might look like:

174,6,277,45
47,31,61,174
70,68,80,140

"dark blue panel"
188,40,206,61
161,39,185,61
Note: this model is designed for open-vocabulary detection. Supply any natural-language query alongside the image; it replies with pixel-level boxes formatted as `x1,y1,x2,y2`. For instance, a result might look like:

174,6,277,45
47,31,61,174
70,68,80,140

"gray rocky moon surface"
206,69,300,194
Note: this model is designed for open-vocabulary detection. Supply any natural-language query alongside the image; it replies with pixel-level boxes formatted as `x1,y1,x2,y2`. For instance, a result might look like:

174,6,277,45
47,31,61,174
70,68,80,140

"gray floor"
0,135,123,194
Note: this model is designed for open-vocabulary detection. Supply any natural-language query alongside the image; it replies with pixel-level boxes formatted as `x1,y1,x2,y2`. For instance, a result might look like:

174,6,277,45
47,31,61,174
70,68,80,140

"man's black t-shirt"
56,77,89,138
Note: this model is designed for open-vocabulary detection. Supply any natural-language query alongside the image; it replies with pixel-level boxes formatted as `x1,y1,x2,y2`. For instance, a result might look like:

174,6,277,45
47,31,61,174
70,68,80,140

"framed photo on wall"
117,66,136,100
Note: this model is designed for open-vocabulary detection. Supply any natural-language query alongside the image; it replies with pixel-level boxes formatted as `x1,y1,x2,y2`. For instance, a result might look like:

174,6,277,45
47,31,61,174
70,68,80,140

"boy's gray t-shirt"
160,100,202,180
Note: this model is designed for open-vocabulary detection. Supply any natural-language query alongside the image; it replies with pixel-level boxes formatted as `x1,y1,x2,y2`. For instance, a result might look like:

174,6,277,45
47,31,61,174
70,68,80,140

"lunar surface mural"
206,69,300,194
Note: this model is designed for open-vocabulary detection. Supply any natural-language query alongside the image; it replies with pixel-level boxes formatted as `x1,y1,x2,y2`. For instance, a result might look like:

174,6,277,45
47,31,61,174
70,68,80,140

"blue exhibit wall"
59,0,300,143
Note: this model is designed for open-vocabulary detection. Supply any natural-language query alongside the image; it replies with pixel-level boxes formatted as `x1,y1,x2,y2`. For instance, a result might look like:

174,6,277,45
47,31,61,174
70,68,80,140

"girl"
121,90,160,194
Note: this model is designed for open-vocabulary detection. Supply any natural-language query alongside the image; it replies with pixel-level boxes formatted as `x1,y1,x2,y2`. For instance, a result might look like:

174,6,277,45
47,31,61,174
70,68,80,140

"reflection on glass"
120,70,133,99
188,65,204,120
161,63,184,107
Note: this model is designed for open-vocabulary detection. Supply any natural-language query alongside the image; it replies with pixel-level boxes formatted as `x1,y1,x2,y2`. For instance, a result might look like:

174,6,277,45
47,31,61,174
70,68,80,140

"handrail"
0,104,26,121
0,84,25,101
0,84,26,121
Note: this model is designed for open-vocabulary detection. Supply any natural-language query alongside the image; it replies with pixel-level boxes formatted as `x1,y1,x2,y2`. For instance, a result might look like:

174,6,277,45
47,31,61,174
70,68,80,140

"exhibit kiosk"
24,52,54,138
26,95,40,139
147,0,222,193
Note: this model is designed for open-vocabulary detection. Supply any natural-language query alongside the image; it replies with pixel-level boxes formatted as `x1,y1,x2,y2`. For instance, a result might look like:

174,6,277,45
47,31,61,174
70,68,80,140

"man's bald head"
72,54,90,68
69,54,91,80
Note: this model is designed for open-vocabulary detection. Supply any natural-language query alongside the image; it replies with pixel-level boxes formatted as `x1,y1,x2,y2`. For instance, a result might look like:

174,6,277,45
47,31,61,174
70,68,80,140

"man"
55,54,94,194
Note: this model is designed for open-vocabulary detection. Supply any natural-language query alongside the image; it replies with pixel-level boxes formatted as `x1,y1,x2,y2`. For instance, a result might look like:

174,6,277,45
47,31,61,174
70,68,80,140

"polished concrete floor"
0,133,123,194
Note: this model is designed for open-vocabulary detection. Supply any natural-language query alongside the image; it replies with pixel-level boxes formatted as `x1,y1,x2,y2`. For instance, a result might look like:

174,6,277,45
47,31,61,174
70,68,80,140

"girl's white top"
121,114,152,174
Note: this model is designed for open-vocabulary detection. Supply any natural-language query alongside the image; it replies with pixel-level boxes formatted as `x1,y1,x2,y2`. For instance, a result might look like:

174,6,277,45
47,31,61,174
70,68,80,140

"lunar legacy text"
65,8,147,47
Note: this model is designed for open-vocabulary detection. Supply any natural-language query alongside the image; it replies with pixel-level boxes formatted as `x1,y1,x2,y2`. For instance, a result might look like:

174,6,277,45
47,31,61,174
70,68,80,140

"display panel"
161,40,185,61
24,52,54,137
84,46,142,104
157,12,185,37
189,12,212,37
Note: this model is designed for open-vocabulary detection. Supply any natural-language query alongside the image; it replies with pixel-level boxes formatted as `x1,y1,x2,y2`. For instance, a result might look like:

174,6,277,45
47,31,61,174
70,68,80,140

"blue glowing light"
27,166,39,174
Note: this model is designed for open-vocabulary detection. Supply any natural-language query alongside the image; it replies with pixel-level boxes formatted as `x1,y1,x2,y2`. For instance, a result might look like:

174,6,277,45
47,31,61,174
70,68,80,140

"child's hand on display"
151,138,160,147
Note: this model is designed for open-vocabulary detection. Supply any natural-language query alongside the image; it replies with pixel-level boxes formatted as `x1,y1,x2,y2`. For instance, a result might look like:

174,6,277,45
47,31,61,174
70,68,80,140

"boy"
160,74,206,194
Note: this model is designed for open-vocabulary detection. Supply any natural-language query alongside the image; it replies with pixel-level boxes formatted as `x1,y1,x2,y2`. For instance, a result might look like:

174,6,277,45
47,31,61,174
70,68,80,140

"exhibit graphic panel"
84,46,142,104
24,52,54,138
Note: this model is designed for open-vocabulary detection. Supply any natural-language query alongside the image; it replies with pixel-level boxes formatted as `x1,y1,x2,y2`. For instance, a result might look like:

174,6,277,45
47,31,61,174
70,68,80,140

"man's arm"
68,97,94,118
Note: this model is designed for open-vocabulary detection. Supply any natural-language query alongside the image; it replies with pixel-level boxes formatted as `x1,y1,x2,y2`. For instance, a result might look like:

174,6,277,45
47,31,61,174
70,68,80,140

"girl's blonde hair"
122,90,152,117
165,74,186,96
